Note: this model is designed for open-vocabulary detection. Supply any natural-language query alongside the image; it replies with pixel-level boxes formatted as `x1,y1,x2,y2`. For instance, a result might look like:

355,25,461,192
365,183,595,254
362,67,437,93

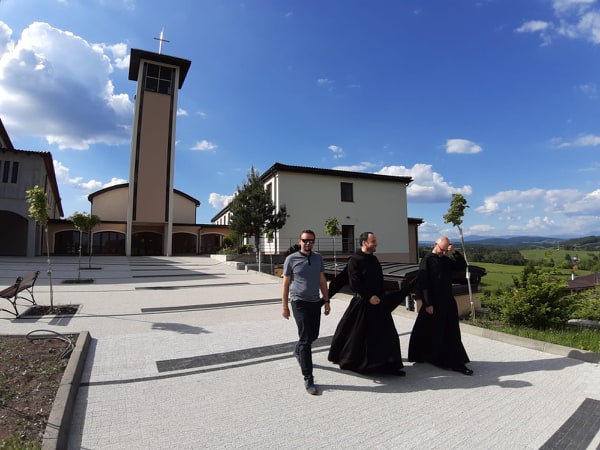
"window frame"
340,182,354,202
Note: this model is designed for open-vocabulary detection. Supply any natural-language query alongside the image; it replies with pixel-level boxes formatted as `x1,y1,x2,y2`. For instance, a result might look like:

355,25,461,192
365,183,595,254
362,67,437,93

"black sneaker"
304,377,318,395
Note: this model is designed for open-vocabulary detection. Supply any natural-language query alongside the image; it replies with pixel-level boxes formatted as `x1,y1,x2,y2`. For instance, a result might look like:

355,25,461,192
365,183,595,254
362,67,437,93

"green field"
475,263,521,292
520,248,600,265
474,262,591,293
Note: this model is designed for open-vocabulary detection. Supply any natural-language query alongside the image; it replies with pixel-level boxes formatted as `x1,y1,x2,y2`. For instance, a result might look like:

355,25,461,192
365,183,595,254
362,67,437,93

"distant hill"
421,235,600,250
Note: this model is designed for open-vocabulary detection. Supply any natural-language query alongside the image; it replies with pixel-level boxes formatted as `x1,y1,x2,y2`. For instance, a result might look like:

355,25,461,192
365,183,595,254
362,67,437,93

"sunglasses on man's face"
301,239,315,244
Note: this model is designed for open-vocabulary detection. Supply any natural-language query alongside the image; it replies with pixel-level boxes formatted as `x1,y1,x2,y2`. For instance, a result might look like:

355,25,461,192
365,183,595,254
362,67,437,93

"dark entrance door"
342,225,355,254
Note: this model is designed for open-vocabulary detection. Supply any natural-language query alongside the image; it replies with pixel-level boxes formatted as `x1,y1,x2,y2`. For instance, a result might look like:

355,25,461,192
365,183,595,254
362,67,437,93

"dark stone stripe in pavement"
540,398,600,449
132,273,218,278
79,345,332,387
136,282,250,290
156,336,334,372
140,298,281,313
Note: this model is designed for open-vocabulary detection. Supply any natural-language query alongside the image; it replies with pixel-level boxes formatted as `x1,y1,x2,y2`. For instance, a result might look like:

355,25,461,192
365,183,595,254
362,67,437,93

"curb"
42,330,91,450
459,322,600,364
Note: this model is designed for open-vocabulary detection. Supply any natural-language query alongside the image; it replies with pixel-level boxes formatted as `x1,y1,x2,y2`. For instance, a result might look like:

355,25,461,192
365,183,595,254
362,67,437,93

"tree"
229,166,287,268
25,185,54,309
70,211,101,277
443,193,475,319
324,217,341,275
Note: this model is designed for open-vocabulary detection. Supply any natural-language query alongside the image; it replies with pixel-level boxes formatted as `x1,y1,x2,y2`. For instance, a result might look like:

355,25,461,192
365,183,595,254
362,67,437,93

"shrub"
571,288,600,321
495,265,573,329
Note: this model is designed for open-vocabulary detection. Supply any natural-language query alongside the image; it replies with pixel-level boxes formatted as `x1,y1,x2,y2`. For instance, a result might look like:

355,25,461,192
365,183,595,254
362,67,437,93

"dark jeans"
291,300,322,379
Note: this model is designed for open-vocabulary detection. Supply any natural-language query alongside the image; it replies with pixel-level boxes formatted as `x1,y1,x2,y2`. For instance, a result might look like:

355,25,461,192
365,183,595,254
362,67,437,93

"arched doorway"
132,232,163,256
200,233,224,254
0,211,28,256
93,231,126,255
54,230,87,255
173,232,197,255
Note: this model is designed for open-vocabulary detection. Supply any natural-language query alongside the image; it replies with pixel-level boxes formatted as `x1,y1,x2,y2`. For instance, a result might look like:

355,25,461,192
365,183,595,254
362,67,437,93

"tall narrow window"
341,182,354,202
2,160,9,183
10,161,18,183
265,182,273,200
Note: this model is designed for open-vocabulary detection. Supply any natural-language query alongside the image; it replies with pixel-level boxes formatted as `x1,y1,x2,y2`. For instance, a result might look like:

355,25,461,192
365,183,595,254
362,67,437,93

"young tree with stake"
443,193,475,319
25,185,54,309
324,217,341,275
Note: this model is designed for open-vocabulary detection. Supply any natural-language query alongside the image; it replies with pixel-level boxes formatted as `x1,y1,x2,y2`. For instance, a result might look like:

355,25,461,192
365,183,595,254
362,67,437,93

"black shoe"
394,369,407,377
304,377,318,395
453,366,473,376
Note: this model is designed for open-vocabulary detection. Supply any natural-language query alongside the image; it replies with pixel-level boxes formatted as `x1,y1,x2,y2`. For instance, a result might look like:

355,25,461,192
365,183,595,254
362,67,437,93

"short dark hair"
300,229,316,238
359,231,373,245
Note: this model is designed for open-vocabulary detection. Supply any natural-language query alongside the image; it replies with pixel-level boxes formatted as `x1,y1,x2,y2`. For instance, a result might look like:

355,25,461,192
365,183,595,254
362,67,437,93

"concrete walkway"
1,256,599,449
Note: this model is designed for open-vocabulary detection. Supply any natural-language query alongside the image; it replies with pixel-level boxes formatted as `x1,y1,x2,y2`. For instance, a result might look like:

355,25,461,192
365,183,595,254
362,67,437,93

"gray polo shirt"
283,251,324,302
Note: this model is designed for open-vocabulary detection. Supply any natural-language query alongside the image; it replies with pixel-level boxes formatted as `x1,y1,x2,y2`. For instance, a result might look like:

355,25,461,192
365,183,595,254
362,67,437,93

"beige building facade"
213,162,423,263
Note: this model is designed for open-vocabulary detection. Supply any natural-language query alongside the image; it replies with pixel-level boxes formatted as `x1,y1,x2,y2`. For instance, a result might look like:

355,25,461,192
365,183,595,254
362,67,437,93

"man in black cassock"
408,236,473,375
328,231,408,376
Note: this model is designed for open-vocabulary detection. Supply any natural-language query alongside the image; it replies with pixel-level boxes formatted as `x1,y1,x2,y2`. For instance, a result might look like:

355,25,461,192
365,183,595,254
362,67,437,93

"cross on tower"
153,28,170,54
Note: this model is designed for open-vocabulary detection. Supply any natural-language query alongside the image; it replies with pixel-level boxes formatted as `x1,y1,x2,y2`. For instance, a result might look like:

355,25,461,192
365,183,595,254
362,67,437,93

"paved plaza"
1,256,599,449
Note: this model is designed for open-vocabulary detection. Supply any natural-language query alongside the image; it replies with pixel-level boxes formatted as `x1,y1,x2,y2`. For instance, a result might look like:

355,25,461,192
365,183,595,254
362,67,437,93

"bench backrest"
15,271,39,290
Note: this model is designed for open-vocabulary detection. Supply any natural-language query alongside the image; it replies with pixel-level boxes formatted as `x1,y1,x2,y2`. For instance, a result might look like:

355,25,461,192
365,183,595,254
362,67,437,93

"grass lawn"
467,320,600,353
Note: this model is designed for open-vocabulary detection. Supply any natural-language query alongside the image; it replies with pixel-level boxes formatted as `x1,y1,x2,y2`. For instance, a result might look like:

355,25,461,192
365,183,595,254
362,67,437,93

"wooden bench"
0,271,40,317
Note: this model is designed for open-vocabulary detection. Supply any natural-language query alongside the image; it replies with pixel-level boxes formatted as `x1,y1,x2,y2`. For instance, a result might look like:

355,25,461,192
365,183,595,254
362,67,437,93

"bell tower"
125,38,191,256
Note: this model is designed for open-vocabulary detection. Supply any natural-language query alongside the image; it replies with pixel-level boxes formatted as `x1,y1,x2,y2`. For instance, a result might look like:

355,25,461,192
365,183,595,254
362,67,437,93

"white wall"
268,171,409,257
92,186,128,221
173,193,197,223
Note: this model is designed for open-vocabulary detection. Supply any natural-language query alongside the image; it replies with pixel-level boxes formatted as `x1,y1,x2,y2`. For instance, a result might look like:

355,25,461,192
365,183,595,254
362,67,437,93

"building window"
265,182,273,200
341,182,354,202
2,160,10,183
10,161,18,183
144,63,174,95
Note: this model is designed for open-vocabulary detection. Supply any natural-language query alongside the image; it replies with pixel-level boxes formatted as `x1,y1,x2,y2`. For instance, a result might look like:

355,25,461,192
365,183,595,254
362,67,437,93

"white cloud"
476,199,500,214
508,216,556,232
553,0,596,15
208,193,234,209
445,139,483,154
377,163,473,202
316,78,334,88
0,21,133,150
191,140,218,151
0,22,13,55
54,160,126,191
332,162,376,172
518,2,600,45
555,188,600,215
553,133,600,147
467,224,496,234
328,144,345,159
572,11,600,43
177,108,188,116
476,187,600,223
515,20,551,33
578,82,598,98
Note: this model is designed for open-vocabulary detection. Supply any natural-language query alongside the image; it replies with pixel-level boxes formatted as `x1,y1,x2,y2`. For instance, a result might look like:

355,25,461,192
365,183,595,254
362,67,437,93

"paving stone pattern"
0,256,598,450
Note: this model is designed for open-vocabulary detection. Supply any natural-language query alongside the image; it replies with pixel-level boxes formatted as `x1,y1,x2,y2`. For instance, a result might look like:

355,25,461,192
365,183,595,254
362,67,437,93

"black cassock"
408,251,470,369
327,251,411,374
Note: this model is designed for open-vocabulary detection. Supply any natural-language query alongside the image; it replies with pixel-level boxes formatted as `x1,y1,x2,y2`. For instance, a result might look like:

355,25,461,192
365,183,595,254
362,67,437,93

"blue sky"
1,0,599,242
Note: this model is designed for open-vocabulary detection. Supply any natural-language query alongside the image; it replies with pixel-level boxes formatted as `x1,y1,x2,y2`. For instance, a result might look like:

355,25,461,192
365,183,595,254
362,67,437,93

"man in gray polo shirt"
282,229,330,395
